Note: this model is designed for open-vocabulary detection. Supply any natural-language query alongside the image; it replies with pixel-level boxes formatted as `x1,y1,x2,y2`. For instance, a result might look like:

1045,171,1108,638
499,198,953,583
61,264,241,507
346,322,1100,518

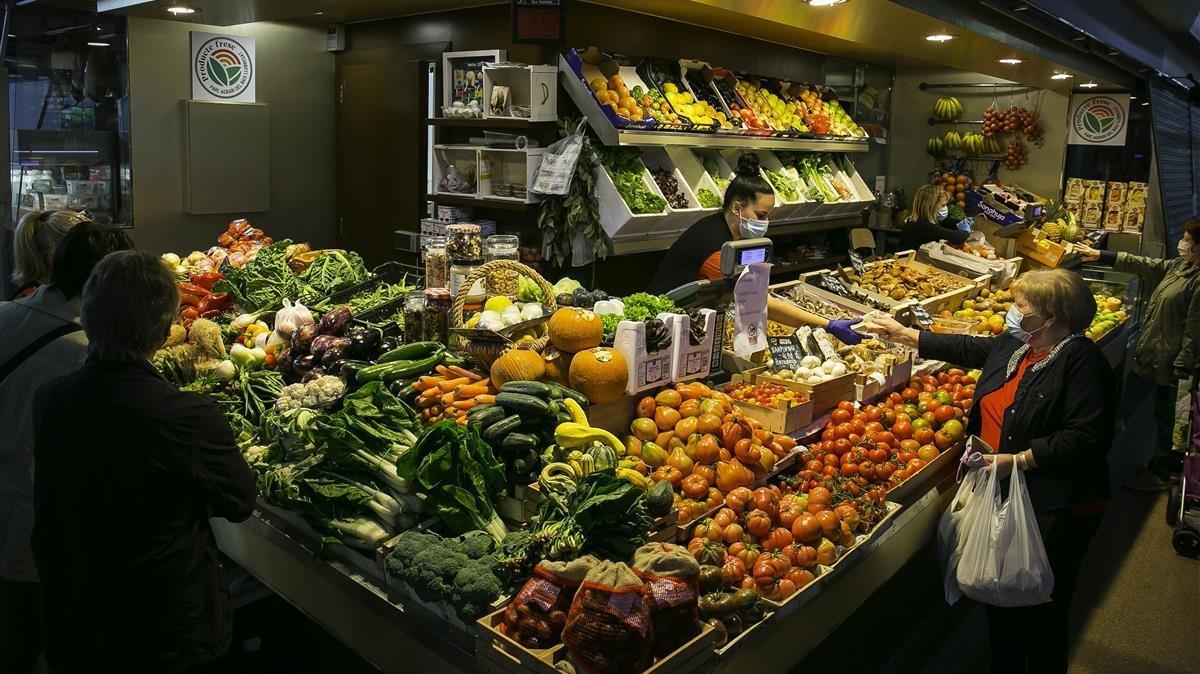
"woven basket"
451,260,558,368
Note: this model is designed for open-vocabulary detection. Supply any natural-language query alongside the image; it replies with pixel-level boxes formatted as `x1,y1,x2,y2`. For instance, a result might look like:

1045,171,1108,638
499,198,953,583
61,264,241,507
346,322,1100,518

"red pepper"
190,271,225,291
196,291,233,314
179,292,205,307
179,306,200,321
199,309,221,319
178,282,211,296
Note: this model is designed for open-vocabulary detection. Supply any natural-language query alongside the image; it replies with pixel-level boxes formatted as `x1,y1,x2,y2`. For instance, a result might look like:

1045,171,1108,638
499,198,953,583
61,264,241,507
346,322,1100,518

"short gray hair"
82,251,179,361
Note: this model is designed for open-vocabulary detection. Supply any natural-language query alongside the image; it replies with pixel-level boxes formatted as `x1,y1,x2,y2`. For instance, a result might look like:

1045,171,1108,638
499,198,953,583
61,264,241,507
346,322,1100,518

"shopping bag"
936,465,988,605
955,462,1054,607
530,119,587,196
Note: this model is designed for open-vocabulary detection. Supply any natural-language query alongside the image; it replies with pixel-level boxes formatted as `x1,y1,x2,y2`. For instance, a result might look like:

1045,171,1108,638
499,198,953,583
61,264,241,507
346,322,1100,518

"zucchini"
556,410,572,425
337,360,374,384
501,432,539,451
549,383,589,408
468,404,508,429
495,392,552,416
377,341,444,364
499,380,553,398
357,351,445,382
482,414,523,444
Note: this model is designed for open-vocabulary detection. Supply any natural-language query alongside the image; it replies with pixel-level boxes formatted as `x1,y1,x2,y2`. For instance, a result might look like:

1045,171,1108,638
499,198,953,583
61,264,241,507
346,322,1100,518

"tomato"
863,405,881,421
723,522,745,545
934,431,954,450
913,427,935,445
725,486,753,514
808,486,832,507
917,444,940,461
751,487,779,519
865,421,884,435
892,421,913,440
834,422,853,439
713,507,738,528
901,387,919,402
867,447,889,463
897,450,916,464
805,459,824,472
876,462,894,480
898,438,920,454
636,396,656,418
681,474,709,500
850,418,866,436
778,503,804,530
723,556,748,585
834,504,860,530
833,438,852,455
831,408,852,424
875,431,896,447
745,509,772,537
729,541,761,568
907,458,927,473
694,518,724,542
940,419,965,441
823,453,840,468
822,465,840,477
763,527,793,552
882,408,897,426
935,390,954,405
791,512,822,543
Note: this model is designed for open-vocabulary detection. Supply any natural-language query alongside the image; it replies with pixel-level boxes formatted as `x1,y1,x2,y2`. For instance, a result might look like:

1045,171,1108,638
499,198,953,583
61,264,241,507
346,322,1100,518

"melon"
569,347,628,404
490,347,545,388
547,307,603,353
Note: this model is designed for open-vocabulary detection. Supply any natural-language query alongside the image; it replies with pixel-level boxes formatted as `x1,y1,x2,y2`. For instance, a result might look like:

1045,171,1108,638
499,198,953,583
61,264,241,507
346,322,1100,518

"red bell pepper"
196,291,233,314
190,271,225,291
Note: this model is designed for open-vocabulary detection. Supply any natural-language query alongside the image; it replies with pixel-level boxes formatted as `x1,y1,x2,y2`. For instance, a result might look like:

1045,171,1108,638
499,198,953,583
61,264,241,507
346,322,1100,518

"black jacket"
32,358,256,673
900,217,970,250
918,332,1115,513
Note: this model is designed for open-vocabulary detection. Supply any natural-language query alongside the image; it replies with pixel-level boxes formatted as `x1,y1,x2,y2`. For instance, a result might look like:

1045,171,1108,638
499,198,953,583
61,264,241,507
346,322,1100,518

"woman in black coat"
864,268,1115,674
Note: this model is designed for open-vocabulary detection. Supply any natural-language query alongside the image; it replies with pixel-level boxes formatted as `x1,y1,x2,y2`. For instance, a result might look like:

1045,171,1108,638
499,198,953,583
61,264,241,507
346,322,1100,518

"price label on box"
767,335,804,371
849,250,866,275
817,273,850,296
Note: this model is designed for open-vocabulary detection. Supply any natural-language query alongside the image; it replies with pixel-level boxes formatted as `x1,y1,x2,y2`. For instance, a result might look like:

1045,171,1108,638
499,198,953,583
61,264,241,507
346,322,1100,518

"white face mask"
1180,238,1194,258
737,206,769,238
936,205,950,222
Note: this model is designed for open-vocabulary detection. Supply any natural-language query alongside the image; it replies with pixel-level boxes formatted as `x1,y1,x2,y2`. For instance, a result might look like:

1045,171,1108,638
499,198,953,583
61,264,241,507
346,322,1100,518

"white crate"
596,160,675,244
432,145,479,198
614,317,675,394
691,149,734,197
666,309,719,382
482,64,557,122
639,147,705,229
433,144,543,204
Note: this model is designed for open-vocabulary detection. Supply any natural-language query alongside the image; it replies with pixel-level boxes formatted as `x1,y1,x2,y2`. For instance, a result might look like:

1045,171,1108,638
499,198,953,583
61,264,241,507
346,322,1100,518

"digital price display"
738,246,768,266
720,238,773,276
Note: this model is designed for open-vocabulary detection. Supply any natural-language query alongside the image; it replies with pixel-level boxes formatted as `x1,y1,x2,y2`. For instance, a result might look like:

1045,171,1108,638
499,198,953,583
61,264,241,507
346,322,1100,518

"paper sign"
767,335,803,371
849,250,865,275
816,273,849,297
732,262,770,357
905,302,934,327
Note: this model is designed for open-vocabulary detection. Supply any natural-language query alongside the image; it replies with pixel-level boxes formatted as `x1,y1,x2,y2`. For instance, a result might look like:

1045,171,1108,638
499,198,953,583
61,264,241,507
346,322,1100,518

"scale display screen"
738,247,768,265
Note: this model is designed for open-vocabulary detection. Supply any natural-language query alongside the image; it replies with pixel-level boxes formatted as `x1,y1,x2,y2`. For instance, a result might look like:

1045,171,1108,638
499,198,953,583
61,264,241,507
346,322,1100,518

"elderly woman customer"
32,251,256,674
1074,217,1200,491
0,220,133,673
9,210,92,299
864,268,1115,674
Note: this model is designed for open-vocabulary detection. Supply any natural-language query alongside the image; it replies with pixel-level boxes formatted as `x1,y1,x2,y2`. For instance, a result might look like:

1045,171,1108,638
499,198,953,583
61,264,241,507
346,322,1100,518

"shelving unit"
425,117,554,129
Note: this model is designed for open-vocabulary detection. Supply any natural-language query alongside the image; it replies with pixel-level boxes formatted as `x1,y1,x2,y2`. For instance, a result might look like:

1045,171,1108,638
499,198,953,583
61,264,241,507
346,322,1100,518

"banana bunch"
960,132,986,156
944,130,963,151
983,135,1003,154
926,136,945,156
935,96,963,120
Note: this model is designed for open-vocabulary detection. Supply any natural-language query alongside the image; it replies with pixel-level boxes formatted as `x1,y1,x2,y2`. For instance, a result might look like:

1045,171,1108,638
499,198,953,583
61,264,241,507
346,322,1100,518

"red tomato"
867,447,888,463
831,408,852,424
833,438,852,455
892,421,913,440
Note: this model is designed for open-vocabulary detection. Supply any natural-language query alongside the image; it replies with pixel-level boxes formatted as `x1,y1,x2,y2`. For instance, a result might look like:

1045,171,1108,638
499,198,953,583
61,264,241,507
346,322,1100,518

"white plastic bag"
937,465,987,605
955,462,1054,607
531,120,586,196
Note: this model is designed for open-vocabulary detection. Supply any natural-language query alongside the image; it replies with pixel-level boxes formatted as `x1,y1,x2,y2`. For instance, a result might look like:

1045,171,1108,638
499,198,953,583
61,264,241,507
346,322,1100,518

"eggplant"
375,336,400,359
310,334,339,358
292,323,319,354
321,337,352,367
301,367,327,383
318,306,353,336
346,325,382,358
293,354,317,373
277,347,294,376
337,360,374,384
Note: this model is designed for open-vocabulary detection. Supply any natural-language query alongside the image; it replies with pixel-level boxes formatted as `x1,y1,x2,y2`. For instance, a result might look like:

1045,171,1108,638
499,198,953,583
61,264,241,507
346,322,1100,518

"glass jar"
445,223,482,262
422,288,452,344
484,234,520,295
449,258,483,298
402,291,426,343
423,236,448,289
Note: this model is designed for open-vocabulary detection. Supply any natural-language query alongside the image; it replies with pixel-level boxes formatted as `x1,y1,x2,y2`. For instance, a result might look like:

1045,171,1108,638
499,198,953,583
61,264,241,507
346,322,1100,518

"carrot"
416,396,439,408
455,383,491,398
437,377,471,392
420,386,442,399
452,399,476,411
435,365,453,377
448,365,482,381
416,375,442,390
473,394,496,405
456,415,468,425
440,392,456,406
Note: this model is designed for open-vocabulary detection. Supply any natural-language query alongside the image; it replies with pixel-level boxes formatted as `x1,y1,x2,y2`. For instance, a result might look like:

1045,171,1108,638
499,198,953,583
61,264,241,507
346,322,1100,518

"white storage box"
614,316,675,394
482,64,557,122
666,309,720,382
595,160,672,243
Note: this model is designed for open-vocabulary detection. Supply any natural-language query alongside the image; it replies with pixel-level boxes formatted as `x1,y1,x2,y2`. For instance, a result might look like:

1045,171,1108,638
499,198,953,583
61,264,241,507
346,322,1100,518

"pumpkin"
548,308,603,353
490,348,545,388
569,347,628,404
542,347,573,386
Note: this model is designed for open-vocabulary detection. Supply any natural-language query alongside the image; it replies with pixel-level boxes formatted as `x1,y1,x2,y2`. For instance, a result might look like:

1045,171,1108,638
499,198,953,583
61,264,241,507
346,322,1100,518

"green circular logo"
195,37,253,99
1073,96,1124,143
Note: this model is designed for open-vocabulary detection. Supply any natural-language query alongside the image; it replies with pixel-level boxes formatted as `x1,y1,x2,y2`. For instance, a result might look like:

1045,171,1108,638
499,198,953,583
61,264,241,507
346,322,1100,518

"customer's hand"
981,453,1015,471
861,314,920,348
1072,242,1101,262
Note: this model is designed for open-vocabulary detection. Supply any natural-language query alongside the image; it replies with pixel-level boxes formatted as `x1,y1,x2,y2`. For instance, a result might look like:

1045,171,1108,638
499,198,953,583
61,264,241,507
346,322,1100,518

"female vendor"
647,153,863,344
900,184,972,250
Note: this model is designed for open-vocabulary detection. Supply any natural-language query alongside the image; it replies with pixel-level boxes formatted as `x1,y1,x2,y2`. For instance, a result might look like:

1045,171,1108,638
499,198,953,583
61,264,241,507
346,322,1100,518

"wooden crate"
648,509,680,543
769,279,874,317
884,438,963,503
755,370,857,415
886,354,914,390
825,500,903,570
731,398,814,434
497,483,543,525
759,563,836,618
854,252,987,315
855,376,887,402
588,392,638,436
714,611,774,658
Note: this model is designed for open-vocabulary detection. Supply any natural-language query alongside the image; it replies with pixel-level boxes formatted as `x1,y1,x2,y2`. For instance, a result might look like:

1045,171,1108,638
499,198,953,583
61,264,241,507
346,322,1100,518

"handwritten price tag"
849,250,865,275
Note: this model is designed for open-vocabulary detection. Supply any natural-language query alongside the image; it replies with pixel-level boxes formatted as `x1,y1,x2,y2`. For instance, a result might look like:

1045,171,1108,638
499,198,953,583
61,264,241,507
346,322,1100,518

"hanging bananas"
934,96,963,120
927,136,945,156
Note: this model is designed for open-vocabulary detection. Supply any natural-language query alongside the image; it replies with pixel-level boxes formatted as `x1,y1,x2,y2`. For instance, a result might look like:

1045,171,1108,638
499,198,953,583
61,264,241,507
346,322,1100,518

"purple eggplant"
310,334,339,358
320,337,352,367
301,367,327,383
318,306,354,336
293,354,317,373
292,323,320,354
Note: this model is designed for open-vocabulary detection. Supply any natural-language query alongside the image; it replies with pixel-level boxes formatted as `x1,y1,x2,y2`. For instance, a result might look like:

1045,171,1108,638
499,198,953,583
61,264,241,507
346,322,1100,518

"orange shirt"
979,350,1047,451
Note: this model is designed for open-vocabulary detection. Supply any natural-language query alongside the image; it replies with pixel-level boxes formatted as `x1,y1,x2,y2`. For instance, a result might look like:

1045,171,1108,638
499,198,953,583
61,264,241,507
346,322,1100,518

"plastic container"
449,259,484,297
484,234,520,295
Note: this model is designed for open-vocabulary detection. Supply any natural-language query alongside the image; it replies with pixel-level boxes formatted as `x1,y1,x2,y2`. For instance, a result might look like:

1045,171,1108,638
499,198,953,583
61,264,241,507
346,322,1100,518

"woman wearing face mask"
899,184,973,251
863,268,1114,674
1073,217,1200,491
649,153,863,343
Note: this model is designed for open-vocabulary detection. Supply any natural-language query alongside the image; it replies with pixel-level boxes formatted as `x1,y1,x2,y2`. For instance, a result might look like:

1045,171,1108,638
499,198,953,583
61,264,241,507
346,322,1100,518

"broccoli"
403,546,468,602
450,558,504,621
455,531,497,559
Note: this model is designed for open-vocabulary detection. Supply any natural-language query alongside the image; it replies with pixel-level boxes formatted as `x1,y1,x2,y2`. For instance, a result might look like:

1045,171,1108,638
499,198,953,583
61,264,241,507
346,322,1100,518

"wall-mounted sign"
512,0,564,44
1067,94,1129,146
191,32,256,102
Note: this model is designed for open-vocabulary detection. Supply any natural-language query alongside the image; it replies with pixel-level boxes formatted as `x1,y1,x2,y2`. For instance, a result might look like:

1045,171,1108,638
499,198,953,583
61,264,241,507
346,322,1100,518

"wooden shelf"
771,255,847,276
425,117,555,129
428,193,538,212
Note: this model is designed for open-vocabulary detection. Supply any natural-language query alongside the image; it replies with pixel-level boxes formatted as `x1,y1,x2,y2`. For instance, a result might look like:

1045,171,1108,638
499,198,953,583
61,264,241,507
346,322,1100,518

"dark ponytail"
723,153,773,210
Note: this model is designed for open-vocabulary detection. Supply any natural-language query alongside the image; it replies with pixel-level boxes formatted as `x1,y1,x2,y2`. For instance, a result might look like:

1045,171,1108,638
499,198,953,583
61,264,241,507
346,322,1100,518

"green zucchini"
499,380,553,398
377,341,444,364
468,404,507,428
495,392,552,416
356,351,445,382
549,383,589,408
501,432,539,451
482,414,523,444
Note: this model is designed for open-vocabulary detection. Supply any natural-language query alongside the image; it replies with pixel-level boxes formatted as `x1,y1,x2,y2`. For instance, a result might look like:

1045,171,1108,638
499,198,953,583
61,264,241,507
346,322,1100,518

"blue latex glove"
956,217,973,233
827,318,864,345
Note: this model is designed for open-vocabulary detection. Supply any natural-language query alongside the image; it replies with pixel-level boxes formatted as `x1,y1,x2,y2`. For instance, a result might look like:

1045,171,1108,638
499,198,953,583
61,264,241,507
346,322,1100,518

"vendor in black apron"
648,153,863,344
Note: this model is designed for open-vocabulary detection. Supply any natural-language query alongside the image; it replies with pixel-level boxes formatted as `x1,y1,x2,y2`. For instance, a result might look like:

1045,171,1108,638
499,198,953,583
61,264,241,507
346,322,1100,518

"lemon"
484,296,513,312
465,313,481,328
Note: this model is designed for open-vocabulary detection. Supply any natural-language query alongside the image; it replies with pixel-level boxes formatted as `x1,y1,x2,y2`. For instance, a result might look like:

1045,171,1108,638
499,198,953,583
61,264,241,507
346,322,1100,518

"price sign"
848,250,865,275
906,302,934,327
817,273,849,297
767,335,803,371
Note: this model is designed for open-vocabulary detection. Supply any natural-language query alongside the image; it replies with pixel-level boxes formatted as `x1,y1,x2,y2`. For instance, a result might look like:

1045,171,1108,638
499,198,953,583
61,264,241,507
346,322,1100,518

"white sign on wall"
1067,93,1130,146
190,32,256,102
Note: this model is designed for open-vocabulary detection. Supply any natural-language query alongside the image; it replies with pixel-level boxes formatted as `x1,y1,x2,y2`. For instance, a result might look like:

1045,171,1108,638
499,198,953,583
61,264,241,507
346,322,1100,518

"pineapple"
1042,219,1065,242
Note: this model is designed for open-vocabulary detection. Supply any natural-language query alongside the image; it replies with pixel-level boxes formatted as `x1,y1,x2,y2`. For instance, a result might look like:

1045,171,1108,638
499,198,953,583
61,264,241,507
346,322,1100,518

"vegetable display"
764,168,799,202
695,188,722,209
597,147,667,215
384,530,507,621
214,240,301,313
296,250,369,304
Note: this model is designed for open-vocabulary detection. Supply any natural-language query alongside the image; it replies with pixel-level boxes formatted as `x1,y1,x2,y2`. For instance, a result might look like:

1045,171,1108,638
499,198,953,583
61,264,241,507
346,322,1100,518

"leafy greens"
214,240,299,312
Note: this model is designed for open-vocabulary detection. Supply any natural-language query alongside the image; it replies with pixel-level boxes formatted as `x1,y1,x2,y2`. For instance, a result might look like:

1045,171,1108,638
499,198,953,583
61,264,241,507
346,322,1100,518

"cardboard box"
1081,202,1103,227
1016,229,1074,267
1103,203,1125,231
1122,206,1144,232
1064,178,1084,203
614,317,674,395
1126,181,1148,207
1105,181,1127,207
1082,180,1106,204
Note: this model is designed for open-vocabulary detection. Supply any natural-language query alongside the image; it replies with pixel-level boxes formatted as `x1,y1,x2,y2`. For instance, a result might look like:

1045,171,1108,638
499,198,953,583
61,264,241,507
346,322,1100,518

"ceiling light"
1129,95,1137,100
1050,73,1073,80
87,41,110,47
1079,82,1098,88
1141,101,1149,106
925,34,955,42
167,6,196,15
806,0,848,6
998,58,1023,65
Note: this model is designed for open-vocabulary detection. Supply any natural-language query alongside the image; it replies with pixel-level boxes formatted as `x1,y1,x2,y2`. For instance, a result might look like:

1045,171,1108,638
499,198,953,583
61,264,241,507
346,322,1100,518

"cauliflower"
274,376,345,411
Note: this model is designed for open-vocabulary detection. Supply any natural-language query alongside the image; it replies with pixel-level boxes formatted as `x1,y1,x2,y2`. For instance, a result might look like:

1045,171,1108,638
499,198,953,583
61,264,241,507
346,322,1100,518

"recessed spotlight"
87,41,110,47
998,58,1023,65
925,34,955,42
167,6,196,15
1079,82,1098,88
1050,73,1073,80
806,0,848,6
1129,95,1137,100
1141,101,1149,106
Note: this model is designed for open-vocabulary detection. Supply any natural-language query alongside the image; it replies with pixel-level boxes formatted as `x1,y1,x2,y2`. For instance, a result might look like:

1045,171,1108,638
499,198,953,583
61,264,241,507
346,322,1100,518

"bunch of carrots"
412,364,497,425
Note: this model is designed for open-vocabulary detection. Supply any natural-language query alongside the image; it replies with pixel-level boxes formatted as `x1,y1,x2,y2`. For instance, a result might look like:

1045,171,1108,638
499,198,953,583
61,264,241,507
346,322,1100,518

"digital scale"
664,238,772,308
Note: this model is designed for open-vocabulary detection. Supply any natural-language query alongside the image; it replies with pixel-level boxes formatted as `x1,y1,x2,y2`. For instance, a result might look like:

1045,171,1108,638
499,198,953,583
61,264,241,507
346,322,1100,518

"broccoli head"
404,546,468,602
386,530,442,572
450,558,504,621
455,530,497,559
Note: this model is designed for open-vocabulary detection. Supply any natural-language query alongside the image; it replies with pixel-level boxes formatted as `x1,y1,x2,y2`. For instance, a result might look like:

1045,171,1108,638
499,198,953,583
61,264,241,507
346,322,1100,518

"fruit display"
623,382,798,525
722,382,809,409
933,96,963,121
944,287,1014,335
926,136,945,157
652,169,692,209
663,82,728,128
1087,293,1128,341
930,169,977,208
983,105,1043,145
846,260,969,301
734,80,804,133
808,274,893,311
1040,202,1083,243
1004,139,1028,170
682,67,743,130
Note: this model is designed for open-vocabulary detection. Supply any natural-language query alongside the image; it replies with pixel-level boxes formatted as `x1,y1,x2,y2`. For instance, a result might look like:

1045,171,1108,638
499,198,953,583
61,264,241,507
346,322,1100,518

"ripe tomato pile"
788,369,975,495
722,382,809,409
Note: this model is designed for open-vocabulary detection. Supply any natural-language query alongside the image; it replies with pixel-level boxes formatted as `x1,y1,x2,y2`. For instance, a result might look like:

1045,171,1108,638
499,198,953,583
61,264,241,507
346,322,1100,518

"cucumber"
357,351,445,382
482,414,523,444
549,383,589,408
556,411,572,425
495,392,552,417
377,341,444,364
468,404,507,428
500,380,553,398
501,432,539,451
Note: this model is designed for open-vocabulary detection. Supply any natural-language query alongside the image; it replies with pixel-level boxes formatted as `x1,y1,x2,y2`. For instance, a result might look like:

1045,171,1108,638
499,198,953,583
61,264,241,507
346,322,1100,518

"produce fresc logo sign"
1067,94,1129,146
191,32,256,102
